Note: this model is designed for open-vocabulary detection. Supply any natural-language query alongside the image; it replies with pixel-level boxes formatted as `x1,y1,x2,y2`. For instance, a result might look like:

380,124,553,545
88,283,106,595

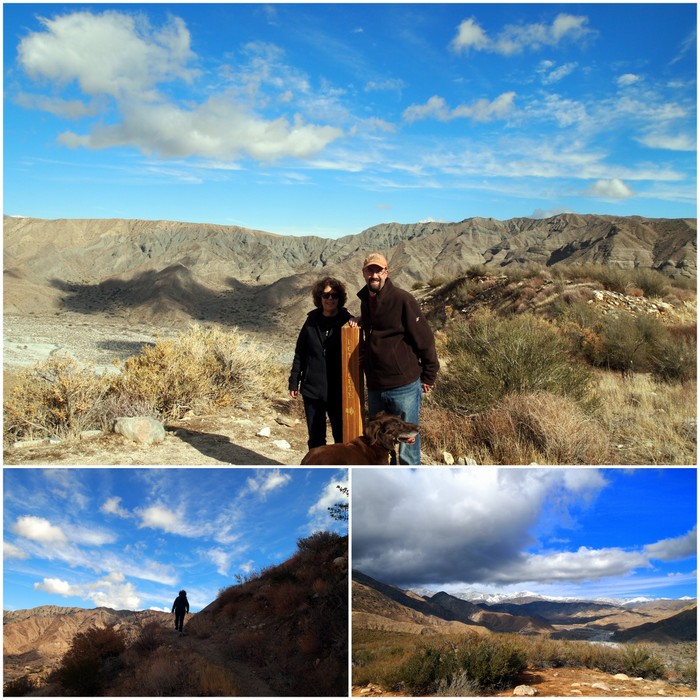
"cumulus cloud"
451,13,595,55
617,73,642,88
403,92,515,123
352,468,611,586
34,572,142,609
136,504,184,533
11,515,68,545
307,472,350,531
644,526,697,562
537,60,578,84
101,496,130,518
15,10,343,163
585,178,635,199
207,547,233,576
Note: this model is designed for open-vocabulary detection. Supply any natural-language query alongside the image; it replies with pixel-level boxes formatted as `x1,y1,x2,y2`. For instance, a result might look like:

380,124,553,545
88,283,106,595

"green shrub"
397,634,527,695
296,530,344,553
649,335,697,383
620,645,666,679
435,310,594,414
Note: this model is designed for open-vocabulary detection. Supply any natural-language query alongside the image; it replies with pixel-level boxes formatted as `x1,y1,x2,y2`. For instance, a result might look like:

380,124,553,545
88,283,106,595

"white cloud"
136,504,183,533
451,13,595,56
450,18,490,53
11,515,68,545
4,542,28,560
644,526,697,562
403,92,515,124
34,572,142,609
538,61,578,84
307,473,350,531
17,10,343,163
207,547,233,576
101,496,130,518
586,178,635,199
637,131,696,152
617,73,642,88
18,11,198,99
246,468,292,496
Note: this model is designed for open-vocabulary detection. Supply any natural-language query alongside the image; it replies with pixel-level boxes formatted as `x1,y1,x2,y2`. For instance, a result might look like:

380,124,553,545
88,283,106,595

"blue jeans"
367,378,422,465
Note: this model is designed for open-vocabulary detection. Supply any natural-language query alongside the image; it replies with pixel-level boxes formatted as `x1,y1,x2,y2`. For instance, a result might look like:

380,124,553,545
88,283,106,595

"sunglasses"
321,292,339,299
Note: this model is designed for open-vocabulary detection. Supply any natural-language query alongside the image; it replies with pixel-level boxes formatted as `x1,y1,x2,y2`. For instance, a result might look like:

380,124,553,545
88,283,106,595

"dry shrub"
3,357,112,444
470,392,609,465
231,629,266,660
270,580,307,615
189,658,240,695
114,324,285,418
56,625,126,696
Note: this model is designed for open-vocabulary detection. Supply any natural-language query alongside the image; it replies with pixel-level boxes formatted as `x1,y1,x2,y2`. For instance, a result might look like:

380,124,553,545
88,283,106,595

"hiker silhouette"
171,589,190,633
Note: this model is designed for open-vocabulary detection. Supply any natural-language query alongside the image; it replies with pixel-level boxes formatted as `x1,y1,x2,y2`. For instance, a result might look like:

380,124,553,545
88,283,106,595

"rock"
79,430,103,441
442,451,454,465
591,682,611,692
113,417,165,445
513,685,537,696
273,439,291,450
256,426,271,437
275,415,297,427
613,673,630,681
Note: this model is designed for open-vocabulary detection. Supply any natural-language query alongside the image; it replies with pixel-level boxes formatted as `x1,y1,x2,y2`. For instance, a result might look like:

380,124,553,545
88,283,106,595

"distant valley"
353,569,697,643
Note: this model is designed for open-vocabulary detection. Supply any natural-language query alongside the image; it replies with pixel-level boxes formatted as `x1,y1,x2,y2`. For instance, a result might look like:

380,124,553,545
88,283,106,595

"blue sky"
352,468,697,601
3,467,348,612
3,3,696,238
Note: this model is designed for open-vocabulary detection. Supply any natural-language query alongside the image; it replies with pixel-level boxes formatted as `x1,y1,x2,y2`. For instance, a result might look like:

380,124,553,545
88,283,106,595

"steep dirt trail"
175,626,276,697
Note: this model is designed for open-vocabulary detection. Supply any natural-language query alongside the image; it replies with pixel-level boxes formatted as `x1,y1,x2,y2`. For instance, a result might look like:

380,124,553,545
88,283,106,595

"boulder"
113,417,165,445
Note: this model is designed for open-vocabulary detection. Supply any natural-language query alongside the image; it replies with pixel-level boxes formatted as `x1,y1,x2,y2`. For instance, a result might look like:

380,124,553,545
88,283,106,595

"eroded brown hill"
4,214,695,334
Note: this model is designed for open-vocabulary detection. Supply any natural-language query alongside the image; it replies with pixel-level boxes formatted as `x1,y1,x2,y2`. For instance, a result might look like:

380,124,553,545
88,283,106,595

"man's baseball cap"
362,253,388,270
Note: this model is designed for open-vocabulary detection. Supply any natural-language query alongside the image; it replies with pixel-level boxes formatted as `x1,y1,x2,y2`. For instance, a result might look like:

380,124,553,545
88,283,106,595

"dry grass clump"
3,324,287,444
422,392,608,465
595,371,696,464
3,357,112,444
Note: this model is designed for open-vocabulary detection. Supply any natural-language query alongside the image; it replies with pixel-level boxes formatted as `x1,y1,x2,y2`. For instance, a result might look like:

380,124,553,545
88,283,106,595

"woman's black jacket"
288,308,352,402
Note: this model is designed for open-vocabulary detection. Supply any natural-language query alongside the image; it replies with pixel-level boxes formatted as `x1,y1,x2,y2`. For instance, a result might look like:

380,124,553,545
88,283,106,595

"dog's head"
365,411,420,452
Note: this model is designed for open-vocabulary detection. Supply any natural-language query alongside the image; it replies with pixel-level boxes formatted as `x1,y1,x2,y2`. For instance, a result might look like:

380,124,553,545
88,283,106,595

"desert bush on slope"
3,325,286,444
54,625,126,696
434,310,595,415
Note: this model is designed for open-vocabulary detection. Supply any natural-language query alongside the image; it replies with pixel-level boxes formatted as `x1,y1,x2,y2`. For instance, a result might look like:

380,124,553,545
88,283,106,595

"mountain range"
4,214,695,334
353,569,697,643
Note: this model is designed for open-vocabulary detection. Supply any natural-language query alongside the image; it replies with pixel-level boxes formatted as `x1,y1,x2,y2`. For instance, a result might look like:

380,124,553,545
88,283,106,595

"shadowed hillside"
4,532,348,697
4,214,695,333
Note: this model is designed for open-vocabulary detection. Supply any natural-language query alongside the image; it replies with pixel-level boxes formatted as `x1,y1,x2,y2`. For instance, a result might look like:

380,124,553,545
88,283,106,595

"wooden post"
341,324,364,442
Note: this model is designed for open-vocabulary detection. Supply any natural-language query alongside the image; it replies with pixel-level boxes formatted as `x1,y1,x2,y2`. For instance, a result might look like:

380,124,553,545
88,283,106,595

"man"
355,252,439,464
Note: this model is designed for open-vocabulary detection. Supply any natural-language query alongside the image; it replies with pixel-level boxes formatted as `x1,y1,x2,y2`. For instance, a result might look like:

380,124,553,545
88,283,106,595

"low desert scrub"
54,625,126,696
3,675,36,696
3,324,286,444
435,311,595,416
3,357,112,443
354,630,678,695
114,324,285,418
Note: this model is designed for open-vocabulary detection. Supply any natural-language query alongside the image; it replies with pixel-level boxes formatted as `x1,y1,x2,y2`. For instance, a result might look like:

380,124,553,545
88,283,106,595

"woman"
289,277,353,449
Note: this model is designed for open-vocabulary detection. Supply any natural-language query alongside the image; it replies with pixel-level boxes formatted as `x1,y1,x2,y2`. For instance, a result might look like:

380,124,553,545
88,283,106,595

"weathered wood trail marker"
341,324,364,442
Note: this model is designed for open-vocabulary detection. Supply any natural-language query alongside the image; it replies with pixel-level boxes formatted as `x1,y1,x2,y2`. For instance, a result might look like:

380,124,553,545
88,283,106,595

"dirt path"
176,628,276,697
4,406,310,465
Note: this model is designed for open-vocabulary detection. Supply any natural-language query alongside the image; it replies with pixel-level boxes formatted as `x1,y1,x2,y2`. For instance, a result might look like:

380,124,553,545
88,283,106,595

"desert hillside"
4,213,695,333
4,532,348,696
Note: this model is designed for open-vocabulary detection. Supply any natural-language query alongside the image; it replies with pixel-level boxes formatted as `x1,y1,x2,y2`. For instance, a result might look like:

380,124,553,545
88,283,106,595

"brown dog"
301,411,419,465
